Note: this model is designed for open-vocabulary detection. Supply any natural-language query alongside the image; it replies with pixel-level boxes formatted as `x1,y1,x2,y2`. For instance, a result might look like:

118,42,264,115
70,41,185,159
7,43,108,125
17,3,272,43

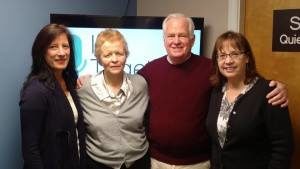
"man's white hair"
162,13,195,38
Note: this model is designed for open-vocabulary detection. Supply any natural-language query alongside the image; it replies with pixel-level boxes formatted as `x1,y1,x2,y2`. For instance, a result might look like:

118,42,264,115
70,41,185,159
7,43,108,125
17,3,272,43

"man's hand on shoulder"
266,80,288,107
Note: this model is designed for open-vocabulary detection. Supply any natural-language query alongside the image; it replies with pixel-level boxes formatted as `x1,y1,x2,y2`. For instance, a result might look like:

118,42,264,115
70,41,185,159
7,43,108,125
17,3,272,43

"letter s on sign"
290,16,300,31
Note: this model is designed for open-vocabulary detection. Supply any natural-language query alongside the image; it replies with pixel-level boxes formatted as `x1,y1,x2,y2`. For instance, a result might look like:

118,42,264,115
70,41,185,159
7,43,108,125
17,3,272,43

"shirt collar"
166,53,192,65
222,77,259,95
90,71,132,101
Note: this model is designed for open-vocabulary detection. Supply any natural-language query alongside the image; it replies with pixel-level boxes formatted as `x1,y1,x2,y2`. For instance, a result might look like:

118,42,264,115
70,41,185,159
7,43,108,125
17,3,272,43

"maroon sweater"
138,54,213,165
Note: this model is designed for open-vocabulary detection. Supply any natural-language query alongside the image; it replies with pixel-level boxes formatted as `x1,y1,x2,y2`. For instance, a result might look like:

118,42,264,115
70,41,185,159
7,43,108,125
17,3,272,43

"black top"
206,78,293,169
20,78,86,169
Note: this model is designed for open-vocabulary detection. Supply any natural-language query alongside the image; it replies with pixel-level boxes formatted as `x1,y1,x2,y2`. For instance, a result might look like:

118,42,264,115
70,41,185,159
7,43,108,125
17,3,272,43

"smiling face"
163,17,195,64
97,40,126,77
217,40,249,82
211,31,259,86
45,33,70,75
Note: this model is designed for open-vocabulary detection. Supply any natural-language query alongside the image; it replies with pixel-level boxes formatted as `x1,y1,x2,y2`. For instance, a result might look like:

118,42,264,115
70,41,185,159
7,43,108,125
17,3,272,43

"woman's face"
45,33,70,74
217,41,249,82
98,40,126,76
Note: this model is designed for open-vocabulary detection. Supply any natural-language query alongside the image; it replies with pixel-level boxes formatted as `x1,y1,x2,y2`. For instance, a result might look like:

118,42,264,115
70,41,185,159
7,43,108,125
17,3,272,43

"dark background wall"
0,0,136,168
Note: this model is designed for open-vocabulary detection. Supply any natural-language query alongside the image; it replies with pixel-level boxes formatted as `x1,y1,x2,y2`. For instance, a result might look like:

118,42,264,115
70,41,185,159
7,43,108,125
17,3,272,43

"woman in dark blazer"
206,31,293,169
19,24,85,169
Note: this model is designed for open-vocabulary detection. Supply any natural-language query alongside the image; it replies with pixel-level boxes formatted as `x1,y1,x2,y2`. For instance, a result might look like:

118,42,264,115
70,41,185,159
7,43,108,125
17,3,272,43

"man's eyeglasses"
217,51,244,61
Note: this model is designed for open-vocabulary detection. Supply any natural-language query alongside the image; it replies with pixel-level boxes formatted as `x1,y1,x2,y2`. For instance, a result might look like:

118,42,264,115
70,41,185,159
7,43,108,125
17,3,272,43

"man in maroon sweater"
138,13,288,169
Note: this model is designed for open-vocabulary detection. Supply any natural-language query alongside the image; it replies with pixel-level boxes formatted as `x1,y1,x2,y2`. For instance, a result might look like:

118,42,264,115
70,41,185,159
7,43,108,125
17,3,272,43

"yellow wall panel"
245,1,300,168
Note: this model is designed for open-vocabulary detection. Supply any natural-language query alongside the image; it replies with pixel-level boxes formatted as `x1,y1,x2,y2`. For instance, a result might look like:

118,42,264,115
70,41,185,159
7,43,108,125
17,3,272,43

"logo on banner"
272,9,300,52
72,34,87,73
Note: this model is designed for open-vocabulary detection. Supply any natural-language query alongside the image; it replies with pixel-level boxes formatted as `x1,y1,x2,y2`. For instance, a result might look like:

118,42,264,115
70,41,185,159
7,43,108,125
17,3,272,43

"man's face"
164,17,195,64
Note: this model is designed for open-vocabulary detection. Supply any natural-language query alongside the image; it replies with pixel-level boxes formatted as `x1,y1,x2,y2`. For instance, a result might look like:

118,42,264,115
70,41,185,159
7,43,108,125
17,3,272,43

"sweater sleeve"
137,66,148,80
264,102,293,169
20,82,48,169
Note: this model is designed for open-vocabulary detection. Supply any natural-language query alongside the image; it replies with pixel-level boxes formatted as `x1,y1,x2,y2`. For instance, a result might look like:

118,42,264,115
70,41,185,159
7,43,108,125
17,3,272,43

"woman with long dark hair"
20,23,85,169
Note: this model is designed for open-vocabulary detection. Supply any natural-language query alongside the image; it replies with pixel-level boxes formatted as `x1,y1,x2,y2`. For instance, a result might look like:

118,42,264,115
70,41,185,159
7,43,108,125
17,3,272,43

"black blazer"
20,79,86,169
206,78,293,169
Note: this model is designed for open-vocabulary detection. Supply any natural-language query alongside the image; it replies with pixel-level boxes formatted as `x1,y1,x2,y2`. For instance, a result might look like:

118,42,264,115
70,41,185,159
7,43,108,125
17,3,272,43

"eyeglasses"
217,51,244,61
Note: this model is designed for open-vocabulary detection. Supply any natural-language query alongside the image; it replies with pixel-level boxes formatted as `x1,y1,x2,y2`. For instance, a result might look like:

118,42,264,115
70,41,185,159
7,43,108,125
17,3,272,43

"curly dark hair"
210,31,261,87
22,23,77,92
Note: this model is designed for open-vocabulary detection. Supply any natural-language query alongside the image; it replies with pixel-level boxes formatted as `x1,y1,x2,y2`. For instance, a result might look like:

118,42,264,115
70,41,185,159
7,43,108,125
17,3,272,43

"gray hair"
162,13,195,38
